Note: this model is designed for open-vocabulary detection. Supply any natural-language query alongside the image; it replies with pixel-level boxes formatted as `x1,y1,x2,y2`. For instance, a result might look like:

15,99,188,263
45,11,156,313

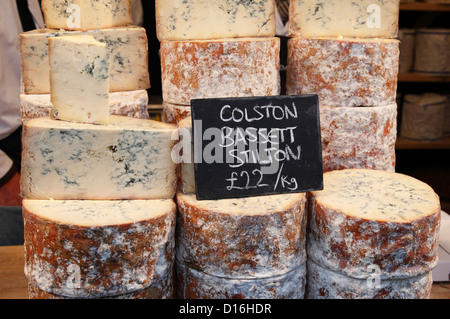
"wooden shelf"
400,3,450,11
396,136,450,149
398,73,450,82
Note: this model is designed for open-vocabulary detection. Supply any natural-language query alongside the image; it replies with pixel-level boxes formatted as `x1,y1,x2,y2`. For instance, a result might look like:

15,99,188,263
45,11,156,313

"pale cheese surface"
311,169,440,223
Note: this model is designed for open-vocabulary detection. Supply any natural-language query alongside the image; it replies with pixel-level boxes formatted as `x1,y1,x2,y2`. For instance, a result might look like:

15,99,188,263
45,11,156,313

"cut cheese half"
155,0,276,41
48,35,110,125
41,0,132,31
160,37,280,105
308,169,441,279
286,37,399,107
289,0,400,38
21,115,177,200
23,199,176,298
176,192,307,279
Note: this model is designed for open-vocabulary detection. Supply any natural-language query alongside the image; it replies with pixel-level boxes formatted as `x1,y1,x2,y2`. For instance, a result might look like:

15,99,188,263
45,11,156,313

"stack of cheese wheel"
286,0,400,172
174,117,308,299
306,169,441,299
19,0,178,299
155,0,281,126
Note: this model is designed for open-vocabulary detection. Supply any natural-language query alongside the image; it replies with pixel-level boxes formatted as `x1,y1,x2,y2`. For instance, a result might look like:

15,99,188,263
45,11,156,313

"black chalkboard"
191,95,323,200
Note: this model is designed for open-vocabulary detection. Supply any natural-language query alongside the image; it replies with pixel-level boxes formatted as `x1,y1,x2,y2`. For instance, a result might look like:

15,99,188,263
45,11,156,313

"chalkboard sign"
191,95,323,200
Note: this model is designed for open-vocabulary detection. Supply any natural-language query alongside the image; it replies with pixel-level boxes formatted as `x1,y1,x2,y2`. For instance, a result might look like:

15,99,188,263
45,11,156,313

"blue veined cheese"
20,90,149,120
19,27,150,94
21,115,178,200
155,0,276,41
308,169,441,280
23,199,176,298
41,0,132,31
289,0,400,38
49,35,110,125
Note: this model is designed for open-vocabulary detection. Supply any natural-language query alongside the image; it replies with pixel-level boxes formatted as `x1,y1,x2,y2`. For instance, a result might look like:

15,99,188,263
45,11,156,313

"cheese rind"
21,115,177,200
23,199,176,298
41,0,132,31
320,103,397,172
177,117,195,194
176,192,307,279
162,102,191,125
19,27,150,94
155,0,276,41
308,169,441,279
48,35,110,125
176,263,306,299
20,90,149,120
306,259,433,299
289,0,400,38
286,37,399,107
160,37,280,105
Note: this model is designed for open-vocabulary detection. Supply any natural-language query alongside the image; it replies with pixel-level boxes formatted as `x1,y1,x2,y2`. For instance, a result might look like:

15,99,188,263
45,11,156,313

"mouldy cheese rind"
176,192,307,279
162,102,191,125
286,37,399,108
155,0,276,41
160,37,281,105
41,0,132,31
176,262,306,299
320,103,397,172
20,90,149,120
306,259,433,299
21,115,177,200
19,27,150,94
23,199,176,298
289,0,400,38
307,169,441,280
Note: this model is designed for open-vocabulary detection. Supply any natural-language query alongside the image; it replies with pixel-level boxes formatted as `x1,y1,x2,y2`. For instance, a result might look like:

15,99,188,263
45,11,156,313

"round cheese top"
23,199,175,227
311,169,440,223
177,192,305,216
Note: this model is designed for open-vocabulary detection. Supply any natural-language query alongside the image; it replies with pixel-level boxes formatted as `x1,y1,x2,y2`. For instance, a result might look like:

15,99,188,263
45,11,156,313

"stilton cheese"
162,102,191,125
160,37,280,105
19,27,150,94
286,37,399,107
23,199,176,298
177,116,195,194
176,262,306,299
176,192,307,279
20,90,149,120
306,259,433,299
289,0,400,38
48,35,110,125
155,0,276,41
41,0,132,31
320,103,397,172
21,115,178,200
308,169,441,280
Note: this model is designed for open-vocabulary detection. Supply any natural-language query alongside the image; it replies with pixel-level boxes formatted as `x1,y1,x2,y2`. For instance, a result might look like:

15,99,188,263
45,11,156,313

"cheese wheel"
320,103,397,172
21,115,177,200
23,199,176,298
160,37,280,105
20,90,149,120
306,259,433,299
308,169,441,280
176,262,306,299
162,102,191,125
176,192,307,279
286,37,399,107
27,275,174,299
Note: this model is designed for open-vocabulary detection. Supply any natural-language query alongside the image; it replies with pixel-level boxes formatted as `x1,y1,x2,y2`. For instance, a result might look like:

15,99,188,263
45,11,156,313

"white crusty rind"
176,262,306,299
306,259,433,299
20,90,149,120
286,37,399,107
176,193,307,279
320,103,397,172
160,38,280,105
